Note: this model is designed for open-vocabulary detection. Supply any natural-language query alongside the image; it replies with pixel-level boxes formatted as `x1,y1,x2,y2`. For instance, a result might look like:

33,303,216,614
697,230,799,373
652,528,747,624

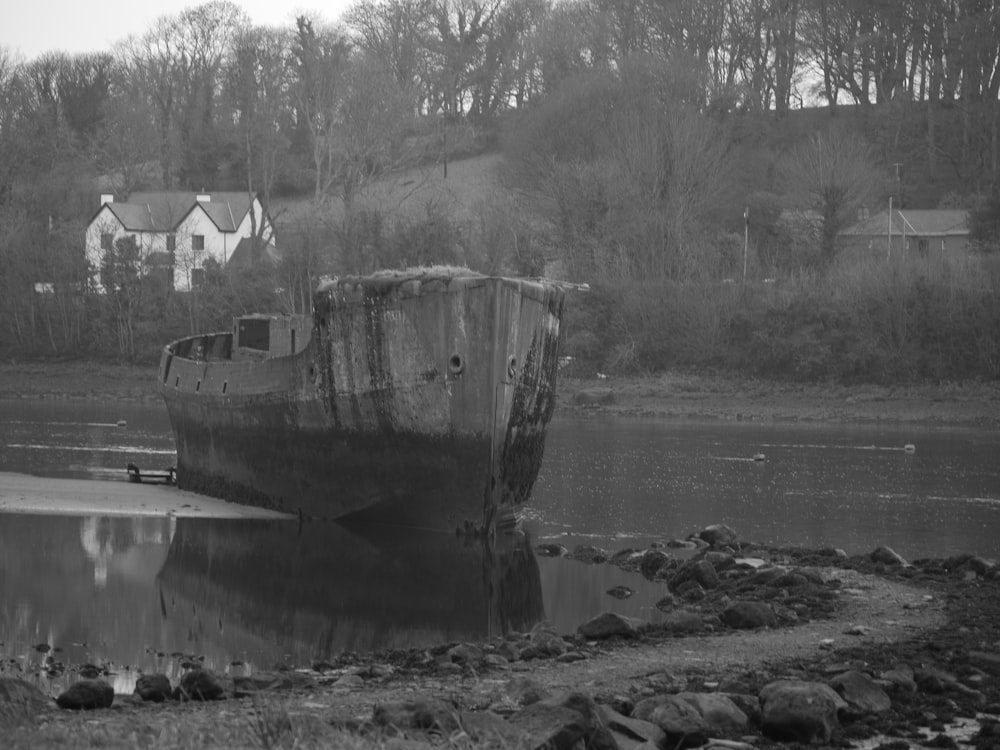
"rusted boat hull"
159,272,564,528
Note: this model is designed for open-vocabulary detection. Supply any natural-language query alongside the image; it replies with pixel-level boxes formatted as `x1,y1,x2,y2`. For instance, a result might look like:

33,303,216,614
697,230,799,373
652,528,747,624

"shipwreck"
158,268,565,529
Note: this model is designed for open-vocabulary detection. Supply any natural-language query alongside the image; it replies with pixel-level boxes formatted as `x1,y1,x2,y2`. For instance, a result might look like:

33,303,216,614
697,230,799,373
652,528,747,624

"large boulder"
56,679,114,710
600,704,667,749
720,601,777,630
828,670,892,718
870,546,907,566
134,673,172,702
676,692,749,736
670,559,721,592
373,697,460,733
759,680,846,743
176,669,225,701
633,694,711,749
570,545,609,564
640,549,675,580
509,691,616,750
578,612,646,639
698,524,737,548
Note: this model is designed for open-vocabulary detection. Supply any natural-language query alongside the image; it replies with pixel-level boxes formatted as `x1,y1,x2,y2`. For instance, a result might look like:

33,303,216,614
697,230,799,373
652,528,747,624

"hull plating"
159,273,564,527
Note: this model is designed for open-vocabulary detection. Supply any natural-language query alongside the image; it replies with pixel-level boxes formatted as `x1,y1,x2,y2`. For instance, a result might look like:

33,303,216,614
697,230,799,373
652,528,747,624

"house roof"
227,237,283,268
97,192,258,233
841,209,969,237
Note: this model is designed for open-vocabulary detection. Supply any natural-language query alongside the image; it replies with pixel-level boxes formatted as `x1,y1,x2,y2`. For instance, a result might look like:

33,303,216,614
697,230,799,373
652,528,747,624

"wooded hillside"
1,0,998,381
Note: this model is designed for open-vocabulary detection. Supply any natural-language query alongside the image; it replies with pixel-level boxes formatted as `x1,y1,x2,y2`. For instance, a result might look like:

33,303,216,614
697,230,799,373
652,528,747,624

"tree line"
1,0,999,380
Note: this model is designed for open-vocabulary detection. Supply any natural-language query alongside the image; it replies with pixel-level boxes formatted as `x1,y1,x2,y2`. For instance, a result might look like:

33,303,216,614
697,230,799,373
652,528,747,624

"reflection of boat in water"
156,518,545,661
159,270,565,528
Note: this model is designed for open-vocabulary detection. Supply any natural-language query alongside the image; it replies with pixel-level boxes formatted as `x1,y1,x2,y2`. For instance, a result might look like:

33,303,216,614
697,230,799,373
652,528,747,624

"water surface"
1,400,997,687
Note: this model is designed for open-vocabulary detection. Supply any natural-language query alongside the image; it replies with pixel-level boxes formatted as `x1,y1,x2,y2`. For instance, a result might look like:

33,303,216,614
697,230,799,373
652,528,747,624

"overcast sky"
1,0,351,60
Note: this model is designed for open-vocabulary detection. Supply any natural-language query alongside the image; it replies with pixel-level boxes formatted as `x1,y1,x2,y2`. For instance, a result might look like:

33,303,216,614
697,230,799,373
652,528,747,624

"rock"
578,612,645,639
535,544,568,557
759,680,846,743
600,704,667,748
771,572,809,588
750,566,790,585
606,585,634,600
703,551,736,571
447,643,484,665
508,702,588,750
176,669,225,701
455,710,525,745
969,651,1000,675
654,594,676,611
658,611,704,634
674,580,706,601
640,549,674,580
676,692,749,736
373,697,460,733
666,539,698,550
871,546,907,566
528,629,569,657
0,675,53,717
510,692,615,750
721,601,777,629
698,524,738,547
502,677,552,707
633,694,711,749
882,664,917,692
56,679,114,710
134,673,172,702
332,674,365,689
570,544,609,564
669,559,720,592
828,670,892,718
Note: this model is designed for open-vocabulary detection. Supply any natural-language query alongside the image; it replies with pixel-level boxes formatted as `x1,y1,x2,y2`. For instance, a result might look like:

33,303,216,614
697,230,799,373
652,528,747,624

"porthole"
222,381,228,394
195,380,201,392
174,376,180,388
507,356,517,379
448,353,464,375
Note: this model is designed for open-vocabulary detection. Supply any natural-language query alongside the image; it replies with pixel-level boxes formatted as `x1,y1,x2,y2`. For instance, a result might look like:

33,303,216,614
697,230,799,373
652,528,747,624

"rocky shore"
2,525,999,750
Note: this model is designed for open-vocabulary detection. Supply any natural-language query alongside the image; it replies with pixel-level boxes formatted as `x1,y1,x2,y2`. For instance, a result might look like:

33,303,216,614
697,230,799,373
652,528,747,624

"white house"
85,191,277,292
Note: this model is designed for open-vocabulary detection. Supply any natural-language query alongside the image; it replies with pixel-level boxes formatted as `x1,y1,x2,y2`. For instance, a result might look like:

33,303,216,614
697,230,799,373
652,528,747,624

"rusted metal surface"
159,271,564,528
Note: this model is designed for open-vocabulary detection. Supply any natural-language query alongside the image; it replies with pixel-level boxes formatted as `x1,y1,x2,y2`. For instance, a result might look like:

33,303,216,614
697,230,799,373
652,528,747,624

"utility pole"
892,162,903,209
742,206,749,284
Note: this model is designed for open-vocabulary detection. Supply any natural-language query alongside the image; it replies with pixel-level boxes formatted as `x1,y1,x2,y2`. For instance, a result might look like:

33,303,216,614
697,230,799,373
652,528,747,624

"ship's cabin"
232,314,312,361
168,314,312,362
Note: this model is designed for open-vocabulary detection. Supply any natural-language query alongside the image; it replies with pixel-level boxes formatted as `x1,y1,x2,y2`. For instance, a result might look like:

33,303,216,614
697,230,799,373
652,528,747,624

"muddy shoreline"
1,363,999,748
2,361,999,426
2,537,998,750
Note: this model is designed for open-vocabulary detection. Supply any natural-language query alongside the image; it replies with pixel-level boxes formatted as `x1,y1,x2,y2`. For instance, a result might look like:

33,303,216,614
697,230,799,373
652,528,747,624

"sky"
0,0,351,60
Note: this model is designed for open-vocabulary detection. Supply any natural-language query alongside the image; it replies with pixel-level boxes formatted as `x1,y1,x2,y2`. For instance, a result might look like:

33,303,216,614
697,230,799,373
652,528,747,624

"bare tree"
779,126,887,262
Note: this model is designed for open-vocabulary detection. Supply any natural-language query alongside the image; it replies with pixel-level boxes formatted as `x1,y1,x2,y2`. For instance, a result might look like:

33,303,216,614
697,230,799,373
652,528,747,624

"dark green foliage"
968,192,1000,251
565,257,1000,384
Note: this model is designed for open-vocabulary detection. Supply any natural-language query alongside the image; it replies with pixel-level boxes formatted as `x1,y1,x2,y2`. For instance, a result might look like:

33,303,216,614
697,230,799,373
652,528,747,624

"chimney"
196,193,211,203
100,193,114,205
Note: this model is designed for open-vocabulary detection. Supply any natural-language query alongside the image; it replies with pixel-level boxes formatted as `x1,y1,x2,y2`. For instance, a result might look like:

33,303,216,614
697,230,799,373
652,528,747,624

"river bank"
2,361,999,426
2,535,998,750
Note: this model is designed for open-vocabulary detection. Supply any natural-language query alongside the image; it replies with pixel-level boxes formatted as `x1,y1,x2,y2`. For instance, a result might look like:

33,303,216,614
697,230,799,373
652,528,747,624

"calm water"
1,399,998,689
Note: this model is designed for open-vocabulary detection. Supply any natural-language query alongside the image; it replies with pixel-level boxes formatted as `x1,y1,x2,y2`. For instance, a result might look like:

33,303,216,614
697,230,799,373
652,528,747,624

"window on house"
191,267,205,288
101,233,113,251
167,234,176,260
192,235,205,252
918,238,929,254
